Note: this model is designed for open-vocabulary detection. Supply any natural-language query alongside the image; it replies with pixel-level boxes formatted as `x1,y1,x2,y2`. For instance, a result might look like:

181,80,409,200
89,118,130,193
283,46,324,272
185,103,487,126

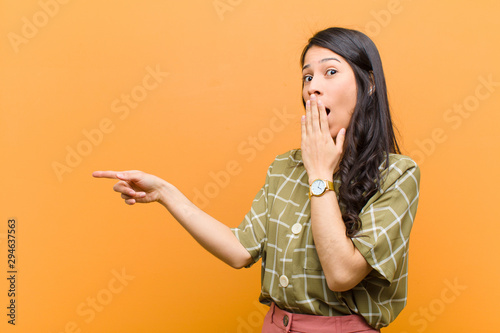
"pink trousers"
262,303,380,333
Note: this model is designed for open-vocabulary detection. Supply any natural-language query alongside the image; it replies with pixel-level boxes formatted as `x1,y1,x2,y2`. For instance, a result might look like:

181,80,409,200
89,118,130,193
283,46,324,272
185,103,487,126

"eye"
326,69,337,76
302,74,313,83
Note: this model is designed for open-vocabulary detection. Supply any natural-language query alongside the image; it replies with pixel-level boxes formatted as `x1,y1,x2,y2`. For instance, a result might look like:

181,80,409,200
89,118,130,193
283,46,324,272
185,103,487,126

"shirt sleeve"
230,162,273,267
351,156,420,285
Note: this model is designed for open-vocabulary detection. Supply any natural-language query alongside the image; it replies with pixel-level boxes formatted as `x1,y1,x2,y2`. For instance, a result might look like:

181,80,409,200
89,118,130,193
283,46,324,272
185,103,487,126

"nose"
307,77,323,97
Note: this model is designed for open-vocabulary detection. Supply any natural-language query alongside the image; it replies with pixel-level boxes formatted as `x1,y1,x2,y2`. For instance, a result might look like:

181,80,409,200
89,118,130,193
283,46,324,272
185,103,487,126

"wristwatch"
309,179,335,198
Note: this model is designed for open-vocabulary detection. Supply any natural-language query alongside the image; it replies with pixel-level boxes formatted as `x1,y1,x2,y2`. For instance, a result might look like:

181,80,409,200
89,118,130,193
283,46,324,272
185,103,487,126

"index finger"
92,171,121,179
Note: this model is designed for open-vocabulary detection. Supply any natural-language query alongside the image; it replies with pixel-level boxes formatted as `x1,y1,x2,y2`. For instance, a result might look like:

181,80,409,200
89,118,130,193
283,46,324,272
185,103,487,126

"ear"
369,71,375,95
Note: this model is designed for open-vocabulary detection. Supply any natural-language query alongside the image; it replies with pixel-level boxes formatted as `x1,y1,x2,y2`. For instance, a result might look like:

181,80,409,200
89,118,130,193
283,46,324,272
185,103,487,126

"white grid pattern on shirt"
231,150,420,329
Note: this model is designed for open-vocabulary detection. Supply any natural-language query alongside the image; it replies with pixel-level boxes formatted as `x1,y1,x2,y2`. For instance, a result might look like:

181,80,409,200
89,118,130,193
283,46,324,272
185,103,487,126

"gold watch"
309,179,334,198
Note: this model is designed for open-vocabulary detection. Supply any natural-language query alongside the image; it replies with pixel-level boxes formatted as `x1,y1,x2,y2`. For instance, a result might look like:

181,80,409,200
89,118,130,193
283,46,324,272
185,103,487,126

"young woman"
94,27,420,332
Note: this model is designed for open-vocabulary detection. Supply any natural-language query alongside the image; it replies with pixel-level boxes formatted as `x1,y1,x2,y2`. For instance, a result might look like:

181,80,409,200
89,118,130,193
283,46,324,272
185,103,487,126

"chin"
330,130,339,139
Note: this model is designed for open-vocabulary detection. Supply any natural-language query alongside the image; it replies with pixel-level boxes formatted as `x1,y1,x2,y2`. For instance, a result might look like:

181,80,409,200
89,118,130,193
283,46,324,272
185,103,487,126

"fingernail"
318,99,323,106
310,94,316,100
117,173,124,178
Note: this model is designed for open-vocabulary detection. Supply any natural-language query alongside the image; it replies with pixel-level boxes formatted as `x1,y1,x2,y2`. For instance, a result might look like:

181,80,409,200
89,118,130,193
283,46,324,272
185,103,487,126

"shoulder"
358,154,421,234
385,154,419,173
274,148,303,163
379,154,420,191
261,149,306,189
268,149,303,173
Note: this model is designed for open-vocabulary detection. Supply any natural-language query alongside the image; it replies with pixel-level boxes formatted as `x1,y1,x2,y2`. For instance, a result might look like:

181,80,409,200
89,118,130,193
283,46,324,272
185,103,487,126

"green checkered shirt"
231,149,420,329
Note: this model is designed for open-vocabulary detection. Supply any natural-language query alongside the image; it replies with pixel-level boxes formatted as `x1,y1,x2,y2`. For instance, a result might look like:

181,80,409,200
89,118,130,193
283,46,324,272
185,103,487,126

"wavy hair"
300,27,400,237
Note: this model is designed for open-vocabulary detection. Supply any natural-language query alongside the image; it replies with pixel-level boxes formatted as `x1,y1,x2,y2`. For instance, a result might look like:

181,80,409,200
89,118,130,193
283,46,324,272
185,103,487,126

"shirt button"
279,275,289,287
283,315,289,326
291,223,302,234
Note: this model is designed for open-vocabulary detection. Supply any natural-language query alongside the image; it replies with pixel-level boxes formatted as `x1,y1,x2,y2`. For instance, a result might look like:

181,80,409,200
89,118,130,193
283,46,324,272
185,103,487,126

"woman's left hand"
301,94,345,181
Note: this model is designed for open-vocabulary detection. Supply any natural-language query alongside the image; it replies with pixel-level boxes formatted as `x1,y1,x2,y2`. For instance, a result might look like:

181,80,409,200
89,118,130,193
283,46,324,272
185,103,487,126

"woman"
93,27,420,332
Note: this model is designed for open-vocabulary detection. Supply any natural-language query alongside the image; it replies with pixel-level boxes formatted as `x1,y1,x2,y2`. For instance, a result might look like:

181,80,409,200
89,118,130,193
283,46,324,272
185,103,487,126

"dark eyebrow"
302,57,341,71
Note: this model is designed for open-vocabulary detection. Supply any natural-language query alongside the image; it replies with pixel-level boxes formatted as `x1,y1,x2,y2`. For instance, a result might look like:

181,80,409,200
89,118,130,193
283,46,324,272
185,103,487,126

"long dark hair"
300,27,400,237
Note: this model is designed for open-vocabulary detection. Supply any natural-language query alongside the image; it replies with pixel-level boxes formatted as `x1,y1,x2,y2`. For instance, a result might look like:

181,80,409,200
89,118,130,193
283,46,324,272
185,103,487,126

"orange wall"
1,1,499,332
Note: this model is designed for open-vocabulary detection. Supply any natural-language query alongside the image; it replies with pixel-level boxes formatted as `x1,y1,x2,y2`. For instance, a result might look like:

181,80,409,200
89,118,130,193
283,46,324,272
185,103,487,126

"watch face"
311,179,326,196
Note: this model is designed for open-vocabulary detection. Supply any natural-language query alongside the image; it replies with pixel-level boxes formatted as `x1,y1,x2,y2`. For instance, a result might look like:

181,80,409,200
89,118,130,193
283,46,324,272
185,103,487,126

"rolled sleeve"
351,157,420,285
231,164,273,267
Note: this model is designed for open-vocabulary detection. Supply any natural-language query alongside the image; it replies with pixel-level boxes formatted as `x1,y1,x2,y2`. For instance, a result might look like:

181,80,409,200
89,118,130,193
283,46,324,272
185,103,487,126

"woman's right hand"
92,170,167,205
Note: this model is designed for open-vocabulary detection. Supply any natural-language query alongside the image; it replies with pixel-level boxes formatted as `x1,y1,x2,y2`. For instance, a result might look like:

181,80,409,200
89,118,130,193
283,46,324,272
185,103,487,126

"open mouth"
325,107,331,115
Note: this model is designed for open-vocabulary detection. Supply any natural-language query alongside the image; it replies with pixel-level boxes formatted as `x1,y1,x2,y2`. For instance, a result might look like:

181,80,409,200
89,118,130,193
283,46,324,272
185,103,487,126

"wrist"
309,178,335,199
308,173,334,185
157,181,175,208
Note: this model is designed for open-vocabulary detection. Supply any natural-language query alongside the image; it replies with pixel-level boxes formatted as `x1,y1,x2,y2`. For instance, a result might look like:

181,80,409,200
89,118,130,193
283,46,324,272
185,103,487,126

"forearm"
158,182,252,269
310,190,371,291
